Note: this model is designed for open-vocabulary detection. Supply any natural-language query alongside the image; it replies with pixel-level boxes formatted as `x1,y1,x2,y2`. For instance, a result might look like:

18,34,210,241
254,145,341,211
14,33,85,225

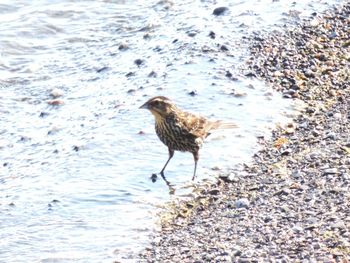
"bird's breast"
155,118,200,152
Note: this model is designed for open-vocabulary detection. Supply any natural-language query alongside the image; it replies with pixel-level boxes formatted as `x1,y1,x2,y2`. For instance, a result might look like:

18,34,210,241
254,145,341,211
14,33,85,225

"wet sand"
139,3,350,262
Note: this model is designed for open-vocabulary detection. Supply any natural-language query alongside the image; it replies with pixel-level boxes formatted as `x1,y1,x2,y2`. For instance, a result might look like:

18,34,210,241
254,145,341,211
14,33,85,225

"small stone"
233,249,242,256
323,168,338,175
125,72,135,77
310,18,320,27
220,45,229,51
292,225,303,233
188,90,197,96
47,99,64,105
213,7,229,16
225,71,233,78
209,31,216,39
73,145,80,151
187,31,197,37
39,112,49,118
148,71,157,78
118,44,128,50
208,189,220,195
151,173,157,182
235,198,250,208
134,59,144,67
325,132,336,140
50,88,64,98
96,66,109,73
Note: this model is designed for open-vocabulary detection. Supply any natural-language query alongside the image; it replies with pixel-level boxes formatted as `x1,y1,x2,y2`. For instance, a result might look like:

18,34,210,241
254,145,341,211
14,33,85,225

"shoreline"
139,3,349,262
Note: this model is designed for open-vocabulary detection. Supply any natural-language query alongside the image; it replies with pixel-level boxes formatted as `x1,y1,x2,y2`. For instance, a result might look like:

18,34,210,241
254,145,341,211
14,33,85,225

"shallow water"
0,0,342,262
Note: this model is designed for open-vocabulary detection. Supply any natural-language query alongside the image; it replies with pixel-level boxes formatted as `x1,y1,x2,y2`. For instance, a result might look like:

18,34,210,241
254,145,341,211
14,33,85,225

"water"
0,0,342,262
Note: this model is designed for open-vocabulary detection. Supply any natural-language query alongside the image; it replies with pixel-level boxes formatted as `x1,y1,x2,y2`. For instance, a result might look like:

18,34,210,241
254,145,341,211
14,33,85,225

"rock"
209,31,216,39
96,66,109,73
118,44,129,50
213,7,229,16
125,72,135,77
134,59,145,67
235,198,250,209
50,88,64,98
47,99,64,105
220,45,229,51
148,71,157,78
208,189,220,195
188,90,198,96
322,168,338,175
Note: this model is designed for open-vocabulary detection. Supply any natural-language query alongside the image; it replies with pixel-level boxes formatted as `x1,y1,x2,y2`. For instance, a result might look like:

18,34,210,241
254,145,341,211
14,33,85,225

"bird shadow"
150,173,176,195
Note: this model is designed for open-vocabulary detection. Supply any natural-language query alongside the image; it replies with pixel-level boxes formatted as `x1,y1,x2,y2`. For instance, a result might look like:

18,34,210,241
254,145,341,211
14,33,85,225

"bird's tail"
211,120,238,130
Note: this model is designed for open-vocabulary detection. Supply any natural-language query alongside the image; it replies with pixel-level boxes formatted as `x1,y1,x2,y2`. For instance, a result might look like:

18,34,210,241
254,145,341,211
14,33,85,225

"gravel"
138,3,350,262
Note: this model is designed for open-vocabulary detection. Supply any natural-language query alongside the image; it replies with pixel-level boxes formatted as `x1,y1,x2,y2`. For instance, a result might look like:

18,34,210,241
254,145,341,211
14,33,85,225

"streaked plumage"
140,96,237,180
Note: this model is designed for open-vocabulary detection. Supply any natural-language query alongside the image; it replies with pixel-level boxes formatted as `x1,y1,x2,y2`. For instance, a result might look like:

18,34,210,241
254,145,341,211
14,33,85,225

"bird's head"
139,96,176,120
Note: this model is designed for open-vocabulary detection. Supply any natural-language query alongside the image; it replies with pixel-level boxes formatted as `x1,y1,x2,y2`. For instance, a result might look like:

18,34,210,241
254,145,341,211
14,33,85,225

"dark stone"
209,31,216,39
188,90,198,96
220,45,229,51
73,146,80,151
151,173,158,183
245,72,256,77
213,7,229,16
187,31,197,37
125,72,135,77
134,59,145,66
96,66,109,73
39,112,49,118
118,44,128,50
225,71,233,78
148,71,157,78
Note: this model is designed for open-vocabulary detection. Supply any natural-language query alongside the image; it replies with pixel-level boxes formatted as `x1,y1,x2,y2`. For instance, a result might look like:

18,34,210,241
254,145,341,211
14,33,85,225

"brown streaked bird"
140,96,237,181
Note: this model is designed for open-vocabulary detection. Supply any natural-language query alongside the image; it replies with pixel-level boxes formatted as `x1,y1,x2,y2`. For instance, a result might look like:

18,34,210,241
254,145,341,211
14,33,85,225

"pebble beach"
139,3,350,262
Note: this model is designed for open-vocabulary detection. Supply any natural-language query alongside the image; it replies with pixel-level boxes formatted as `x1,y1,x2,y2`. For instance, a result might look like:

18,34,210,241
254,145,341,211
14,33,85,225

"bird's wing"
176,111,214,138
176,111,238,137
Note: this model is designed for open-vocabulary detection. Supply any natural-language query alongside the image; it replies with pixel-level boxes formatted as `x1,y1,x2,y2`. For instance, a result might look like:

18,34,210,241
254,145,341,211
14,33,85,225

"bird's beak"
139,102,149,109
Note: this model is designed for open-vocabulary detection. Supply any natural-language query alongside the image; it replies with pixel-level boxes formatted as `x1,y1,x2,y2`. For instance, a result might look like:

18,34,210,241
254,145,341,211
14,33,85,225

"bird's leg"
192,151,199,180
160,148,174,178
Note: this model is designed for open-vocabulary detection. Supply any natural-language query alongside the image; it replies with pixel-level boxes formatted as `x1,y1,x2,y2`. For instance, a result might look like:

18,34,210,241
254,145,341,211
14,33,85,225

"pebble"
213,7,229,16
47,99,64,105
50,88,64,98
118,43,129,50
322,168,338,175
134,59,144,67
235,198,250,209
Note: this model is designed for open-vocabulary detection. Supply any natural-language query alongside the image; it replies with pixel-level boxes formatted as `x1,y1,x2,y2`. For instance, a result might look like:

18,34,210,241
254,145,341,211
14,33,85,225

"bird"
139,96,237,181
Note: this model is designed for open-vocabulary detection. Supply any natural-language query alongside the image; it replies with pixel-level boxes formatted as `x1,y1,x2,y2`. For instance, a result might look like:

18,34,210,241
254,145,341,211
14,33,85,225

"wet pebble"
47,99,64,105
134,59,145,67
209,31,216,39
220,45,229,51
148,71,157,78
96,66,109,73
50,88,64,98
213,7,229,16
118,43,129,50
188,90,198,96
